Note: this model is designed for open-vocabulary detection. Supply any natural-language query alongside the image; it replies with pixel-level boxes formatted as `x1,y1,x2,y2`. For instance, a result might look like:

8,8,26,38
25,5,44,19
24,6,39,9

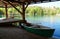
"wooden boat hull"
22,24,55,37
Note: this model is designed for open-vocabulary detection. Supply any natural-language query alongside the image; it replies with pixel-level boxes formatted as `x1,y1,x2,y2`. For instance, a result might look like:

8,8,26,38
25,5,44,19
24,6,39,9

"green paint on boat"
22,24,55,37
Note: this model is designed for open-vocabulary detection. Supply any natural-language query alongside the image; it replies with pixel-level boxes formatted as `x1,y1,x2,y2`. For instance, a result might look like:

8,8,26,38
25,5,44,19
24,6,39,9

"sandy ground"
0,26,59,39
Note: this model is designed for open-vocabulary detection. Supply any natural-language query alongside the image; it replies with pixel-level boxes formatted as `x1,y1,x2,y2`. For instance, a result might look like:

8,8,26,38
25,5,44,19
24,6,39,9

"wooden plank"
0,18,25,24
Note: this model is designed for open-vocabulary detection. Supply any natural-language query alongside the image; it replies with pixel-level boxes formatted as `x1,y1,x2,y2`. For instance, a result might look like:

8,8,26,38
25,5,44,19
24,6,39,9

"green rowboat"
21,23,55,37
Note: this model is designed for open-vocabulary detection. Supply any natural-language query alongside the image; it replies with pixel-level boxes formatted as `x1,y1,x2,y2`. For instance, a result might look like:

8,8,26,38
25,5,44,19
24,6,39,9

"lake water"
26,16,60,38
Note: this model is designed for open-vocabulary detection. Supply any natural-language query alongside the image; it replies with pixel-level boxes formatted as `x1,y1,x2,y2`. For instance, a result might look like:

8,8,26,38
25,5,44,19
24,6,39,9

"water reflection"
26,16,60,38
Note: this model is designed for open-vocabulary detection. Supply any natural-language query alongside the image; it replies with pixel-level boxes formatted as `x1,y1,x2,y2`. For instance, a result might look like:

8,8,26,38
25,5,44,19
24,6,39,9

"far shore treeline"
0,6,60,18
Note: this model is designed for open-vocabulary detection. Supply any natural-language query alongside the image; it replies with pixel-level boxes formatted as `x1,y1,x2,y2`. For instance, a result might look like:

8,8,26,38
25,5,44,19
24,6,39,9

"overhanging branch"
25,3,29,10
6,1,22,15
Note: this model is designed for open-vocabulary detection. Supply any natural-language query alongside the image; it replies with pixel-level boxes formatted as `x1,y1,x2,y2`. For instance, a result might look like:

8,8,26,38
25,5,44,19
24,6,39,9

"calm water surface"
26,16,60,38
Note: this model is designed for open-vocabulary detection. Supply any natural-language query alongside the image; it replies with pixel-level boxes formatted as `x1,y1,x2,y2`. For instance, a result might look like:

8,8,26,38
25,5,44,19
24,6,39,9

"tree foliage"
26,6,43,17
25,6,60,17
0,9,4,17
0,6,60,18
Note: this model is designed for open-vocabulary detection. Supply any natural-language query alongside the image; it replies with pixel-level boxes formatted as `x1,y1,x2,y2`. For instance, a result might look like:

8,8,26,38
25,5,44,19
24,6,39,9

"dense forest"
26,6,60,16
0,6,60,18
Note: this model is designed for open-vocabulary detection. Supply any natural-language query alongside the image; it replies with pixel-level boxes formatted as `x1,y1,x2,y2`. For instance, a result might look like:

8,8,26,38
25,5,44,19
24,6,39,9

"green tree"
26,6,43,17
0,9,4,17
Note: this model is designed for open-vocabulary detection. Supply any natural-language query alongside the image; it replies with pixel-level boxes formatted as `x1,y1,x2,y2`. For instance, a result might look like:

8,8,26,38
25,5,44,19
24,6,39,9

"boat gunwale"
24,25,55,29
